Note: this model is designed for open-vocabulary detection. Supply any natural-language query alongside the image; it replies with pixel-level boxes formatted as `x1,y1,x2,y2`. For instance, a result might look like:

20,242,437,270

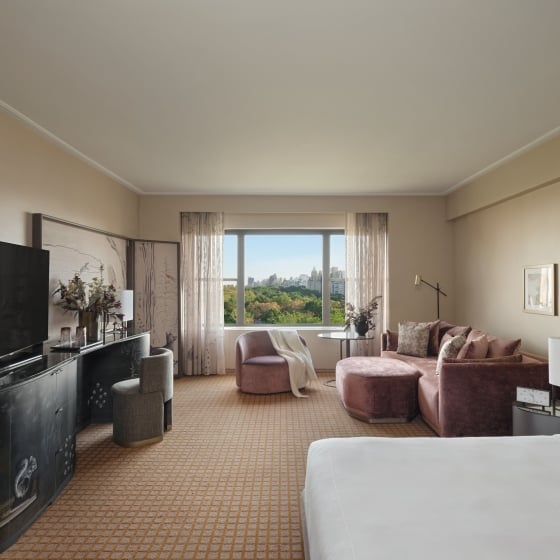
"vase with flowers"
54,267,121,343
344,296,381,336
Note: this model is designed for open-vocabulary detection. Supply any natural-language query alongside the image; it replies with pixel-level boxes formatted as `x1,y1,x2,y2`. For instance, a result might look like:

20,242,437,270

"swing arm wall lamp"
414,274,447,319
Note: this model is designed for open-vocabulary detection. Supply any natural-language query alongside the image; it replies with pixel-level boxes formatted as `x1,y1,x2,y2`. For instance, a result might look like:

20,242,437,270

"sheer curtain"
180,212,225,376
345,213,388,356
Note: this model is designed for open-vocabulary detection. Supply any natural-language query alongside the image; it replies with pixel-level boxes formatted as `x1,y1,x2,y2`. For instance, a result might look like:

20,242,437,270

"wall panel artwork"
134,241,180,374
33,215,128,342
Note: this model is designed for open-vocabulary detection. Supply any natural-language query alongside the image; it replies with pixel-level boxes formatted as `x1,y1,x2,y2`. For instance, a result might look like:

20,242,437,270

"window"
224,230,345,326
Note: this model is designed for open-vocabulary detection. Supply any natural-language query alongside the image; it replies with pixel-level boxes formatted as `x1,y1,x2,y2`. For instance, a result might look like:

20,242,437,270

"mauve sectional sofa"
381,321,549,437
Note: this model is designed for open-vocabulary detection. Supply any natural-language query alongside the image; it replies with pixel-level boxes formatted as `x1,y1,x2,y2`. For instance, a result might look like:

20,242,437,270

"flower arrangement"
54,267,121,316
345,296,381,334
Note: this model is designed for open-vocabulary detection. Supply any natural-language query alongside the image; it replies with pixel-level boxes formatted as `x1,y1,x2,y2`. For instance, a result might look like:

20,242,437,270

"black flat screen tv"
0,241,49,362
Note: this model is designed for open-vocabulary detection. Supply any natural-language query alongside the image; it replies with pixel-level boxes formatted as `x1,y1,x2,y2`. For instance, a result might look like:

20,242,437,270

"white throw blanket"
268,329,318,397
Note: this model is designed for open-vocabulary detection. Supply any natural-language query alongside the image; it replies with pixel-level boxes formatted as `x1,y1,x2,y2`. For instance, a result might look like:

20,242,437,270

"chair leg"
164,399,172,431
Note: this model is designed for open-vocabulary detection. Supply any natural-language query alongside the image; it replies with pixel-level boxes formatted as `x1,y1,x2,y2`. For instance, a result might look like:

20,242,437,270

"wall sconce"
548,337,560,416
414,274,447,319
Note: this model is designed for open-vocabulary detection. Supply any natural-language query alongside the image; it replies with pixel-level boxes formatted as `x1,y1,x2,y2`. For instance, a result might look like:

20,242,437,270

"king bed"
301,436,560,559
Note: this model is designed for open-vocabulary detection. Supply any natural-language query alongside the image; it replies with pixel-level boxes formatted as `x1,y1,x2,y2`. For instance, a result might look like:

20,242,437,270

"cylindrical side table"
512,403,560,436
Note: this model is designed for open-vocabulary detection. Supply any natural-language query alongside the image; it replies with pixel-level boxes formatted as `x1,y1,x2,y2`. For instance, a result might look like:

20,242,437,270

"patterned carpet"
3,374,433,559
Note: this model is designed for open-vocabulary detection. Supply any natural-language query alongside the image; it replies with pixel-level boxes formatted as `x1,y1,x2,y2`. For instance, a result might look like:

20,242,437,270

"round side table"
317,331,372,360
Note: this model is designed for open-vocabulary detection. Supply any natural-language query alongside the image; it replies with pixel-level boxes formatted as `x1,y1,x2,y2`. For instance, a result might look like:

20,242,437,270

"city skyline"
246,265,345,295
224,233,345,282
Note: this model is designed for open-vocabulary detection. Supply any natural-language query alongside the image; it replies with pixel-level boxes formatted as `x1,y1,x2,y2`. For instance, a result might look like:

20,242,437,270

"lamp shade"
548,337,560,387
117,289,134,322
414,274,421,286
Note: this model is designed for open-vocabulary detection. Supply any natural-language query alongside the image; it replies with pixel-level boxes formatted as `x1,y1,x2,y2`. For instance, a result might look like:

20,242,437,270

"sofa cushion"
440,326,471,346
425,320,441,355
437,320,454,339
466,328,485,340
397,322,430,358
460,328,521,358
386,329,399,351
428,321,442,355
403,320,441,355
388,321,440,354
438,322,470,340
418,373,440,432
486,335,522,358
244,355,287,366
436,335,467,375
443,353,523,364
457,334,488,359
381,350,438,376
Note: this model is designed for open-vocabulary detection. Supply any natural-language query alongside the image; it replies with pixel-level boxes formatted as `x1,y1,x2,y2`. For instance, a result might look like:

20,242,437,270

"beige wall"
1,110,454,371
9,98,557,363
449,136,560,356
140,194,454,369
139,194,454,326
0,110,139,245
447,135,560,221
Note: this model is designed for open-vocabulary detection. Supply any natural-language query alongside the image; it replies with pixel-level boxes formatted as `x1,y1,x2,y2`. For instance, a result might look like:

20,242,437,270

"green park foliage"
224,284,345,325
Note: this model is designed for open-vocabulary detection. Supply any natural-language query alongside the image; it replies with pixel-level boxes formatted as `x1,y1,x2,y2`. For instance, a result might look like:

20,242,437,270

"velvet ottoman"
335,357,421,423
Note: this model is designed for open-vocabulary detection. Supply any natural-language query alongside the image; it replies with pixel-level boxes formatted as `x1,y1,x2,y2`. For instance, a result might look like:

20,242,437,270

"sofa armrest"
438,360,549,437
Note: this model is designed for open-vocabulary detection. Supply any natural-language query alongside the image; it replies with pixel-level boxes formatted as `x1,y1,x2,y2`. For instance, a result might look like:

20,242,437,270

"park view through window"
224,231,345,325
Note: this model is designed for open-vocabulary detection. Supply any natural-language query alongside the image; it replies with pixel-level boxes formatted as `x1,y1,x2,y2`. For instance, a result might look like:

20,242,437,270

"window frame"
224,229,345,326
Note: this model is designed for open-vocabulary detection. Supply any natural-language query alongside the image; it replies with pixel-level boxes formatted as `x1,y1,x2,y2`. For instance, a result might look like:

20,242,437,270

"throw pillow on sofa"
436,335,467,375
397,322,430,357
402,320,441,355
440,325,471,347
438,322,471,342
457,334,488,359
486,335,522,358
458,328,521,358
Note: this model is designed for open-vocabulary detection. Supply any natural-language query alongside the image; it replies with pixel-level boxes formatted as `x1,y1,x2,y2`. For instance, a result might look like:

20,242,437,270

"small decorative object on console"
59,327,72,347
53,266,121,343
53,266,121,315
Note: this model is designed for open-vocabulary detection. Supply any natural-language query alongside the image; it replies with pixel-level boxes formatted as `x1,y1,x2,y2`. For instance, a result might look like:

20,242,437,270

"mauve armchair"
235,331,308,394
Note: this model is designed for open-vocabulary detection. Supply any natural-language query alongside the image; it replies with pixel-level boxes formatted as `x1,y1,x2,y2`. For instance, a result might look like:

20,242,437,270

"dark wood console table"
0,331,149,552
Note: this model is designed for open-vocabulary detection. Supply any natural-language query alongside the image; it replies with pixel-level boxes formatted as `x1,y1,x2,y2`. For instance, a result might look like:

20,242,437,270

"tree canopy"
224,285,345,325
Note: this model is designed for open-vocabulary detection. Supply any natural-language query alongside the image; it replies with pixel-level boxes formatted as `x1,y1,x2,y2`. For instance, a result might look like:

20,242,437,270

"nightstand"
512,402,560,436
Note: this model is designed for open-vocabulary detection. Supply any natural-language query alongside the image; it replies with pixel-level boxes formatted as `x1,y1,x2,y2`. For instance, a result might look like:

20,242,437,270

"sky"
224,234,345,282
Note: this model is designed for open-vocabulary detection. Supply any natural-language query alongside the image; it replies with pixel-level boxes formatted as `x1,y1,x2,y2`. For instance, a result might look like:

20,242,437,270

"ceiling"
1,1,560,197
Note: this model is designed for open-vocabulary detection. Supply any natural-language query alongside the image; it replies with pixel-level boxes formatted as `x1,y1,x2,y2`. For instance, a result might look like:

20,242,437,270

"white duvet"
302,436,560,560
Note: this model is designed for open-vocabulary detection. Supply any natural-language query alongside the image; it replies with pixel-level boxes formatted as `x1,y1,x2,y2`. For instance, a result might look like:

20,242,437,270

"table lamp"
116,289,134,334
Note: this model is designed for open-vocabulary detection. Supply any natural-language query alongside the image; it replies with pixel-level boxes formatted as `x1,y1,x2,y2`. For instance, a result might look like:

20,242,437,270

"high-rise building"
307,267,322,292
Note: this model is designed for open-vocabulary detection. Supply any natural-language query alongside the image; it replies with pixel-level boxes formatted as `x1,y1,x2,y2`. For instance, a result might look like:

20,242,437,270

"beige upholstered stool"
112,347,173,447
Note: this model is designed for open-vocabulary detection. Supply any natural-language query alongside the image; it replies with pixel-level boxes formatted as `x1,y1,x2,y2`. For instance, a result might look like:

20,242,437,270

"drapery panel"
345,213,388,356
180,212,225,376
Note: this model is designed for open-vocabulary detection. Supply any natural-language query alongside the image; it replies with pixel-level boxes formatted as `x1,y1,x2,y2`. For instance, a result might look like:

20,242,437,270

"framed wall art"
133,240,180,374
32,214,129,340
523,264,556,316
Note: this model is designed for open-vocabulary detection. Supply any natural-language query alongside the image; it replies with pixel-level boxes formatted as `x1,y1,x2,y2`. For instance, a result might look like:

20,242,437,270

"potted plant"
54,267,121,343
344,296,381,336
